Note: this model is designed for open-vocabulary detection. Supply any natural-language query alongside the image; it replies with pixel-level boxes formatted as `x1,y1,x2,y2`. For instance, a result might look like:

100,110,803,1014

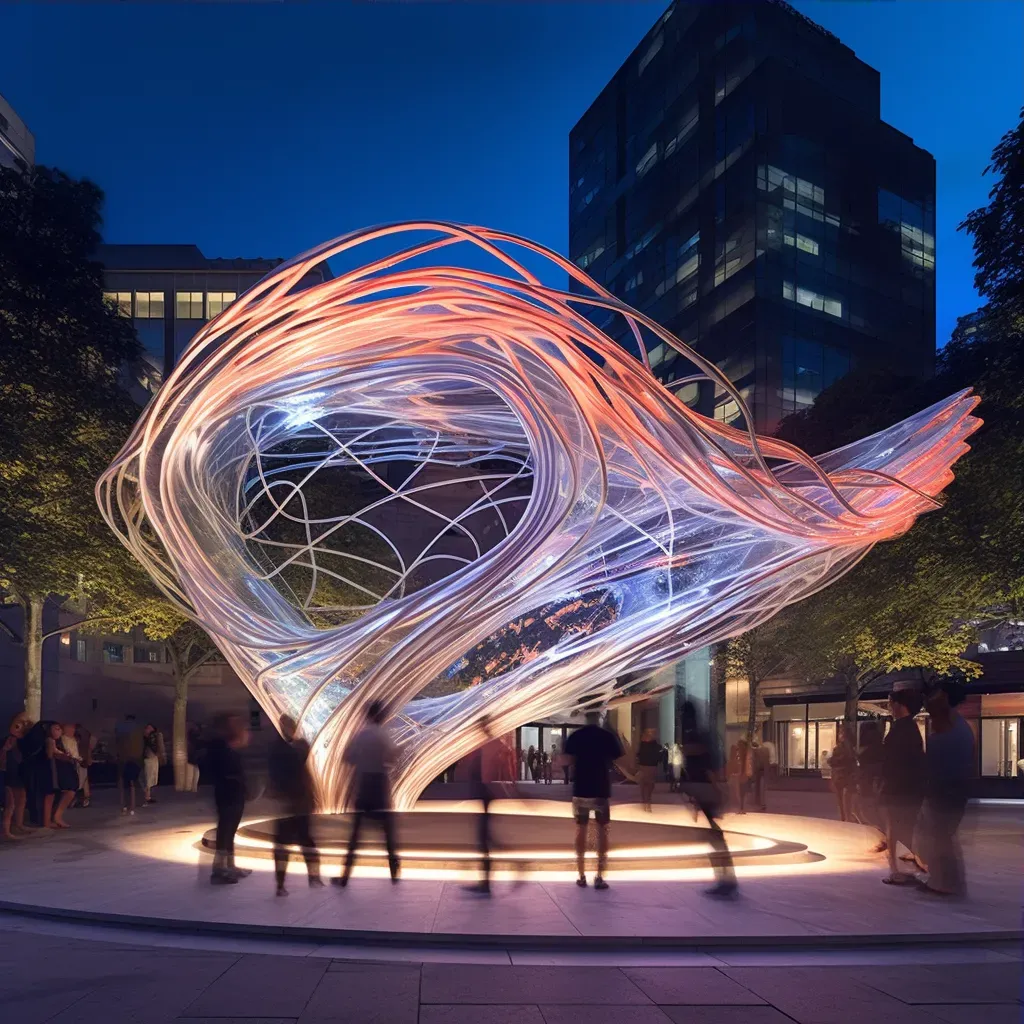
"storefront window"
980,718,1020,777
787,722,806,769
813,722,836,771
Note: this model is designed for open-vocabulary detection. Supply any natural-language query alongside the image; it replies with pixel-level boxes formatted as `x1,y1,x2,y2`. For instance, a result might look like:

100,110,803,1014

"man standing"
334,701,400,887
917,680,975,895
564,711,627,891
879,685,926,886
268,714,323,896
206,713,250,884
679,701,737,898
114,714,144,816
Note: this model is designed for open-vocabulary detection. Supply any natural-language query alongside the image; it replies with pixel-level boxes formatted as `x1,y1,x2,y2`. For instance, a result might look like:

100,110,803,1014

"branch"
182,647,220,682
40,615,126,642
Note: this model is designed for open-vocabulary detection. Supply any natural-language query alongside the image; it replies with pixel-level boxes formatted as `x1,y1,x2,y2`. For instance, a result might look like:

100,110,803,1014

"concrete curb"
1,899,1019,952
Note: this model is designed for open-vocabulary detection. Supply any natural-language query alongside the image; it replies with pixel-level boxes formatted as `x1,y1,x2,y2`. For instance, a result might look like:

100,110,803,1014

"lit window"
784,233,820,256
576,244,605,270
207,291,237,318
74,639,87,662
782,280,842,319
638,32,663,76
635,143,658,179
103,292,132,317
135,291,165,319
102,642,124,664
176,292,204,319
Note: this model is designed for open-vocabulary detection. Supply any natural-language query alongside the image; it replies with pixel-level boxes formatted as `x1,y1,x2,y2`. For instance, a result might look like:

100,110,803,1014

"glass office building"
569,0,936,433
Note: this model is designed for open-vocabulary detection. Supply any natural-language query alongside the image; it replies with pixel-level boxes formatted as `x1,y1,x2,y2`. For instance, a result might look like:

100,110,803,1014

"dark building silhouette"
569,0,935,433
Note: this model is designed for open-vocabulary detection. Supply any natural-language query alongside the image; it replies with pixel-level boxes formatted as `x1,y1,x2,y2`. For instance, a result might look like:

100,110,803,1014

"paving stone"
621,968,766,1005
419,1008,545,1024
661,1010,801,1024
182,953,328,1018
178,1020,297,1024
922,1005,1024,1024
719,966,941,1024
853,963,1023,1004
421,965,651,1004
299,963,420,1022
538,1008,675,1024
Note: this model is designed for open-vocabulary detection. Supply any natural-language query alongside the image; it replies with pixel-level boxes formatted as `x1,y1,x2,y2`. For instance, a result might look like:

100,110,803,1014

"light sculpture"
98,222,980,810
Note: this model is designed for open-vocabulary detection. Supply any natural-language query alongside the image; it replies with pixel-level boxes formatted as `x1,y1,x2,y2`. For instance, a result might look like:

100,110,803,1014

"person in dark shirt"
564,711,627,890
464,716,496,895
268,714,322,896
917,679,975,895
206,713,250,885
636,729,662,812
880,686,926,886
679,701,737,898
855,722,886,851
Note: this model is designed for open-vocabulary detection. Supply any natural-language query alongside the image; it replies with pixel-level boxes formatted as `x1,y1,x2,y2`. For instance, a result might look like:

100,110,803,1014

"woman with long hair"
829,724,858,822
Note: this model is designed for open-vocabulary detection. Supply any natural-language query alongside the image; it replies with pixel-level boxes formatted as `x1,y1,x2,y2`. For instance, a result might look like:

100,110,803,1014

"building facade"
0,92,35,172
568,0,936,433
97,244,329,386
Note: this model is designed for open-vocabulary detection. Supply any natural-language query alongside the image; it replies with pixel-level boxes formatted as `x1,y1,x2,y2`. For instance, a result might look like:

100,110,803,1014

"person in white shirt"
333,700,400,887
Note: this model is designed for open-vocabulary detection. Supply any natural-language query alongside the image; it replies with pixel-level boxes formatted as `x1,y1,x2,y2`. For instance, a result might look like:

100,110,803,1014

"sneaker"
576,876,587,888
308,876,325,888
276,887,288,897
463,881,491,896
331,875,349,888
231,867,252,879
211,871,238,885
594,877,609,891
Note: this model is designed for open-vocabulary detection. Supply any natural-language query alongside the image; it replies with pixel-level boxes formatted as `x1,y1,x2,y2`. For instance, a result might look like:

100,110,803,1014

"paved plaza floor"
1,787,1021,1021
0,915,1020,1024
0,788,1020,946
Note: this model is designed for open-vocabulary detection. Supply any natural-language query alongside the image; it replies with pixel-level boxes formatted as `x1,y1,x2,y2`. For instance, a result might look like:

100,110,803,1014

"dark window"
103,643,124,664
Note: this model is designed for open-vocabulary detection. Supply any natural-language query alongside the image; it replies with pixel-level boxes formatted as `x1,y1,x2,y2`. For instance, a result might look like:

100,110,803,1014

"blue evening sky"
2,1,1020,346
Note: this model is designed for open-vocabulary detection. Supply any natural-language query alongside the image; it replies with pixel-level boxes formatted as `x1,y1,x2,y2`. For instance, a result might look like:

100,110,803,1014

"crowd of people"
1,676,977,900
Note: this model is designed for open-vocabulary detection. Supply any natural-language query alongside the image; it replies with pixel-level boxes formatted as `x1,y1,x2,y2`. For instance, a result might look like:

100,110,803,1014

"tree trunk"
844,672,859,724
24,595,44,722
172,674,188,790
746,674,760,743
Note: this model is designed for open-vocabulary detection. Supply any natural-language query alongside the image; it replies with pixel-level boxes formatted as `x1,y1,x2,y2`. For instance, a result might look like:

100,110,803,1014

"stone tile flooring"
0,922,1019,1024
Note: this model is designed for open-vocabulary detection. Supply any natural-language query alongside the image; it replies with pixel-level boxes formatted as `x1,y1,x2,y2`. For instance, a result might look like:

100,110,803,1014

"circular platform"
203,808,820,874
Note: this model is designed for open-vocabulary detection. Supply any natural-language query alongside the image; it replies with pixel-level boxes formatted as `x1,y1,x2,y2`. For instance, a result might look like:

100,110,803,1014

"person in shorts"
115,715,144,815
564,710,627,890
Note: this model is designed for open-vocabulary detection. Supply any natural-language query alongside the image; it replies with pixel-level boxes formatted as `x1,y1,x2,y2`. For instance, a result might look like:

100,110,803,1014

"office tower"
569,0,935,432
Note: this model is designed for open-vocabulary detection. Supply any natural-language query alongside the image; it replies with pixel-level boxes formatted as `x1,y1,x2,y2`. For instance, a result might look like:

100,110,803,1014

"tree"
0,165,144,719
725,621,790,743
164,621,222,789
959,107,1024,315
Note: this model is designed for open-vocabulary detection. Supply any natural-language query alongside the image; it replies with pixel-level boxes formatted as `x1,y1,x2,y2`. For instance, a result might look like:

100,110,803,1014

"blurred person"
1,713,30,838
115,714,144,816
539,748,550,784
268,714,322,896
727,738,752,813
75,724,94,807
516,746,525,781
526,744,538,782
750,740,770,811
547,744,557,784
43,723,78,829
464,717,497,895
207,713,251,884
829,725,858,822
142,723,164,804
855,722,887,850
564,710,628,890
880,686,926,885
636,728,661,812
334,700,400,887
679,701,737,898
916,680,975,896
60,722,84,807
185,724,203,792
668,741,684,793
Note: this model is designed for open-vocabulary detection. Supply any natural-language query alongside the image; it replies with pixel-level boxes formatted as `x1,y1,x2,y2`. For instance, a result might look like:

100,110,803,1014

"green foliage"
0,164,144,612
